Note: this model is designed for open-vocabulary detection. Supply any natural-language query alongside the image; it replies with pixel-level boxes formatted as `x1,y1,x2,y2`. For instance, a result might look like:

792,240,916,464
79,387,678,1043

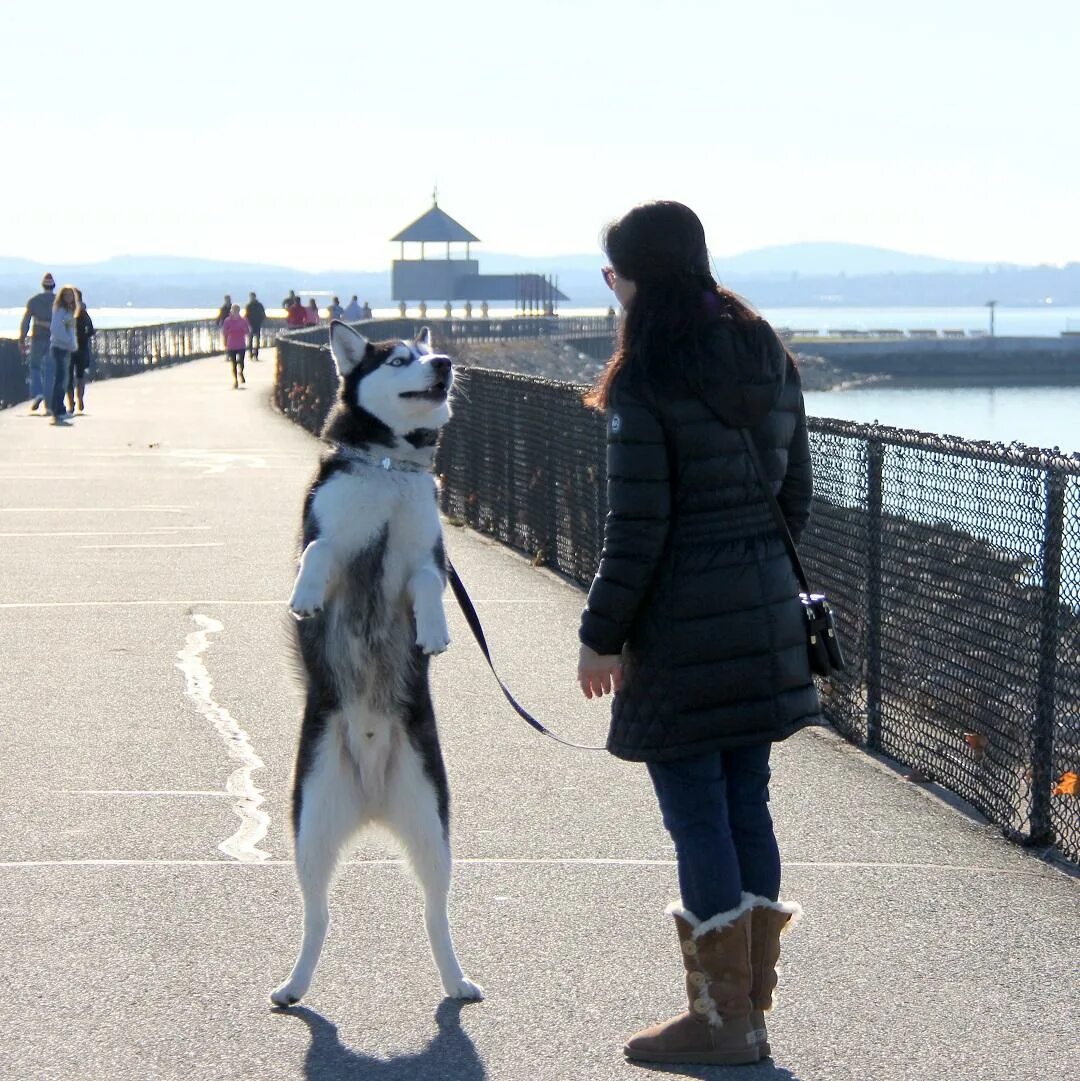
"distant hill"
482,242,1000,279
0,255,389,309
1,244,1074,310
712,242,998,278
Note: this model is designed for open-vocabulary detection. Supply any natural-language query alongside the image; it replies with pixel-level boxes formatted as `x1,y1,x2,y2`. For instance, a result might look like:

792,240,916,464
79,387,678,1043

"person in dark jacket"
67,289,95,414
19,272,56,413
577,201,821,1067
244,292,266,360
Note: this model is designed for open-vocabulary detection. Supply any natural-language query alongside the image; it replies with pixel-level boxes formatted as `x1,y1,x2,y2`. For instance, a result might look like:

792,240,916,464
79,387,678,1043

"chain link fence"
275,335,1080,866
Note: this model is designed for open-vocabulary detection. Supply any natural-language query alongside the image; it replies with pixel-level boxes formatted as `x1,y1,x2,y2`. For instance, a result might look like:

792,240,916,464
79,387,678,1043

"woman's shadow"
275,998,486,1081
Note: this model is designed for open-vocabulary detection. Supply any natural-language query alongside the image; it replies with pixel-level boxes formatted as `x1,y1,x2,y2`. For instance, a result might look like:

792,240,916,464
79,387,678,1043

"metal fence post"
866,438,884,750
1030,467,1066,845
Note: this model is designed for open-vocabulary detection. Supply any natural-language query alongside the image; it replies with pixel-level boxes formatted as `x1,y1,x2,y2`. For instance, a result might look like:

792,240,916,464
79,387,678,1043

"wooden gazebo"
390,194,568,315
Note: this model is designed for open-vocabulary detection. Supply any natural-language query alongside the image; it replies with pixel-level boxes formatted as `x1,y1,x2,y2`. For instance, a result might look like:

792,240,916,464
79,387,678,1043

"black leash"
445,562,607,751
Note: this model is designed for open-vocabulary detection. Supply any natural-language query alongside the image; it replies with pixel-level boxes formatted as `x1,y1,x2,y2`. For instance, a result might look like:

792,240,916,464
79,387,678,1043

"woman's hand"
578,643,623,700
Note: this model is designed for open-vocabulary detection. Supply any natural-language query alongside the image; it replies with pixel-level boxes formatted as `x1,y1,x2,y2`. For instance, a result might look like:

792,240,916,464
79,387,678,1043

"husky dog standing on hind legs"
271,320,483,1007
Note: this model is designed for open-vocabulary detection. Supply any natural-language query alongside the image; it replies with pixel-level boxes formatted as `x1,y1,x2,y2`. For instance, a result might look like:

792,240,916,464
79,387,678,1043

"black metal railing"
270,316,616,430
274,338,1080,866
0,339,25,409
0,317,287,409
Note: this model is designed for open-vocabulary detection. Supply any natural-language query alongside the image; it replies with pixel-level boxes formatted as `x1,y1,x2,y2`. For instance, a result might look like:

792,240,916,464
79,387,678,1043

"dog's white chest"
316,469,438,562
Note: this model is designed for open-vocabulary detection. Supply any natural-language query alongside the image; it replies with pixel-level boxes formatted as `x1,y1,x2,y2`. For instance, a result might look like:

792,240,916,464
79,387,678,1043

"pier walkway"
1,351,1076,1080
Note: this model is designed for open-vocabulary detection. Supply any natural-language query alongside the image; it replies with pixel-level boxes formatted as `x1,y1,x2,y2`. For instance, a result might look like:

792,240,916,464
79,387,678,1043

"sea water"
3,304,1080,339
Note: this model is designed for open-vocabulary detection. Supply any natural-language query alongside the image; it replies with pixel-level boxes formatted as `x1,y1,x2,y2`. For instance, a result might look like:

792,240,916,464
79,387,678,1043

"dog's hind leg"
271,724,362,1007
384,744,484,1001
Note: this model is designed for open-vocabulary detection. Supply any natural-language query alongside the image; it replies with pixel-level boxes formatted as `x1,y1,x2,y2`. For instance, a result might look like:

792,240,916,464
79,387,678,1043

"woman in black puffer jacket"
577,202,821,1067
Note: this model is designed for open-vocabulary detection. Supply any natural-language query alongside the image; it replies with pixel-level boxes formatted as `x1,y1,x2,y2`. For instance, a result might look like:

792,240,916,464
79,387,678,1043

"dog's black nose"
430,357,452,378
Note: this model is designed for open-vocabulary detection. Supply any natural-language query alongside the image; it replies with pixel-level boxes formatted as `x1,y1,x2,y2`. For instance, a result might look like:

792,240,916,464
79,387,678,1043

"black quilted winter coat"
578,317,822,761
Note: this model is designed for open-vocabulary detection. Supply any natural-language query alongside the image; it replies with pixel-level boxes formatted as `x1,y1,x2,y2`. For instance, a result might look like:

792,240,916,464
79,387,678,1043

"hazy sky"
4,0,1076,270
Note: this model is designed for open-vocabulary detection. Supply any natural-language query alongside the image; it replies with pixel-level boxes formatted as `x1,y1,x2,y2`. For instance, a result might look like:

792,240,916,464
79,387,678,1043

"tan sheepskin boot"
624,895,761,1065
748,897,802,1058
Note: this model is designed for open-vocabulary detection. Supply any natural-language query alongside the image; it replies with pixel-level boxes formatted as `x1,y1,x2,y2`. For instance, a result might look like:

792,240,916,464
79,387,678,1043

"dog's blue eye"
387,357,407,367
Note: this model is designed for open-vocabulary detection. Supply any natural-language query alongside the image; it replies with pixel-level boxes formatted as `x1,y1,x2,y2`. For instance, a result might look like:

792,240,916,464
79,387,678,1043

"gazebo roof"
390,201,480,244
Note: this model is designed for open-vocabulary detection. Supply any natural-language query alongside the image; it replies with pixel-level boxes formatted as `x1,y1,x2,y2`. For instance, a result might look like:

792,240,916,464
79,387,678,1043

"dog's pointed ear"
329,320,369,377
412,326,433,355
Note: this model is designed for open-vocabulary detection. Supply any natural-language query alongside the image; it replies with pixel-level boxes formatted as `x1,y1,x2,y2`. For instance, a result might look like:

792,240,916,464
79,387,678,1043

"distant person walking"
18,272,56,414
305,298,320,326
215,295,232,327
328,296,344,320
245,292,266,360
342,295,361,320
281,289,297,311
48,285,79,425
221,304,250,388
67,289,95,415
360,301,372,319
285,297,307,329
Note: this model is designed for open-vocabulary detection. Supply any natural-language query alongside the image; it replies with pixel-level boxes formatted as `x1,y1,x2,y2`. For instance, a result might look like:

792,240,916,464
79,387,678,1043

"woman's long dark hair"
584,201,759,409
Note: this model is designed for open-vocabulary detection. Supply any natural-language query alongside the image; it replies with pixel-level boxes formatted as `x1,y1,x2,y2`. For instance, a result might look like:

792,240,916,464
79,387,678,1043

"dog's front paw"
415,613,451,655
270,977,308,1007
289,582,325,620
444,976,485,1001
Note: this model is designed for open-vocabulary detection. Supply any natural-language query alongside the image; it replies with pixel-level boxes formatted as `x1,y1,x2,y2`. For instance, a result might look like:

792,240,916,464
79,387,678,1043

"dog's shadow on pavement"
275,999,486,1080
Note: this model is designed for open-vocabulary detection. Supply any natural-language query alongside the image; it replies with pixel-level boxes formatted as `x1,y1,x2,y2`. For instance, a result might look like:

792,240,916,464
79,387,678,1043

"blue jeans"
27,336,48,401
646,743,781,921
49,347,70,417
41,349,56,410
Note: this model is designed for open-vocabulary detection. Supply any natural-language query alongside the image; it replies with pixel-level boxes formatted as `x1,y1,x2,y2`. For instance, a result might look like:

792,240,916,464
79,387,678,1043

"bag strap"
736,428,813,595
445,561,607,751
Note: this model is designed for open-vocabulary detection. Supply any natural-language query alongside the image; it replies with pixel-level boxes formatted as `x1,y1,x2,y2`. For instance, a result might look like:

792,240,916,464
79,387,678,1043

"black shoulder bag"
738,428,846,678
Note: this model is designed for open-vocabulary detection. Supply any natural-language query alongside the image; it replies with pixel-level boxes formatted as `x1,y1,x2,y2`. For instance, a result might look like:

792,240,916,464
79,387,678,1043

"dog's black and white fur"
271,322,482,1007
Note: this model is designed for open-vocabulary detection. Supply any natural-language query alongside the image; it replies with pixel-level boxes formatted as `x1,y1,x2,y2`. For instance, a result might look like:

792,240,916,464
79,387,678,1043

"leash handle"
445,562,607,752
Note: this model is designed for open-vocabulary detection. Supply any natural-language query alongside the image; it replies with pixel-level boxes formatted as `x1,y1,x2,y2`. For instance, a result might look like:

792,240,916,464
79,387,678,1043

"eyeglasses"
601,266,616,289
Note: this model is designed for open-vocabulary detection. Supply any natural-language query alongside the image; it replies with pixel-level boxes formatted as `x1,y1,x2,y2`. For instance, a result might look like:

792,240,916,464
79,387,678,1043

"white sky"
3,0,1077,270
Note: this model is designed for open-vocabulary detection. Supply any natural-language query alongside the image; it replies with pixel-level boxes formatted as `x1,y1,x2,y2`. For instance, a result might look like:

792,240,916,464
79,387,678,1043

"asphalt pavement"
1,351,1076,1081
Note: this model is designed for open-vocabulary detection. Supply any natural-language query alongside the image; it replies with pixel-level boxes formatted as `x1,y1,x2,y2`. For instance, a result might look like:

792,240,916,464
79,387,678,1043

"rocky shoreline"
452,338,873,392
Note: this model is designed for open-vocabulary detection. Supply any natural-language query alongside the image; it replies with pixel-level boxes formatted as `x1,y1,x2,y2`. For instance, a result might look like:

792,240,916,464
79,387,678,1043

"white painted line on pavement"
0,506,192,513
0,600,283,609
78,542,225,549
82,449,307,457
61,790,232,797
0,858,1057,879
176,614,271,863
0,528,211,538
0,860,294,867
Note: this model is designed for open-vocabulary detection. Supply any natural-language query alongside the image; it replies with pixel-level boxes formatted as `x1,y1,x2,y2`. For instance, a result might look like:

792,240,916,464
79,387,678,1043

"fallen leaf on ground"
1052,771,1079,797
963,732,987,759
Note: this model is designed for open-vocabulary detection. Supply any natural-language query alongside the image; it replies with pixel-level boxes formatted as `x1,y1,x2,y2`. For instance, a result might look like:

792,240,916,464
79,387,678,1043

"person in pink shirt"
306,298,320,325
221,304,251,388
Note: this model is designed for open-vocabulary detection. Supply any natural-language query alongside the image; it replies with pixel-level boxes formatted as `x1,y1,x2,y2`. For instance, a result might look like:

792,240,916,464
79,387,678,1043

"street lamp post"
986,299,997,337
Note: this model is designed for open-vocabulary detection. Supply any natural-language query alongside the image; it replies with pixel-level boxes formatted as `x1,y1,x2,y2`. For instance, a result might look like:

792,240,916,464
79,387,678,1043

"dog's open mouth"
400,381,449,401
